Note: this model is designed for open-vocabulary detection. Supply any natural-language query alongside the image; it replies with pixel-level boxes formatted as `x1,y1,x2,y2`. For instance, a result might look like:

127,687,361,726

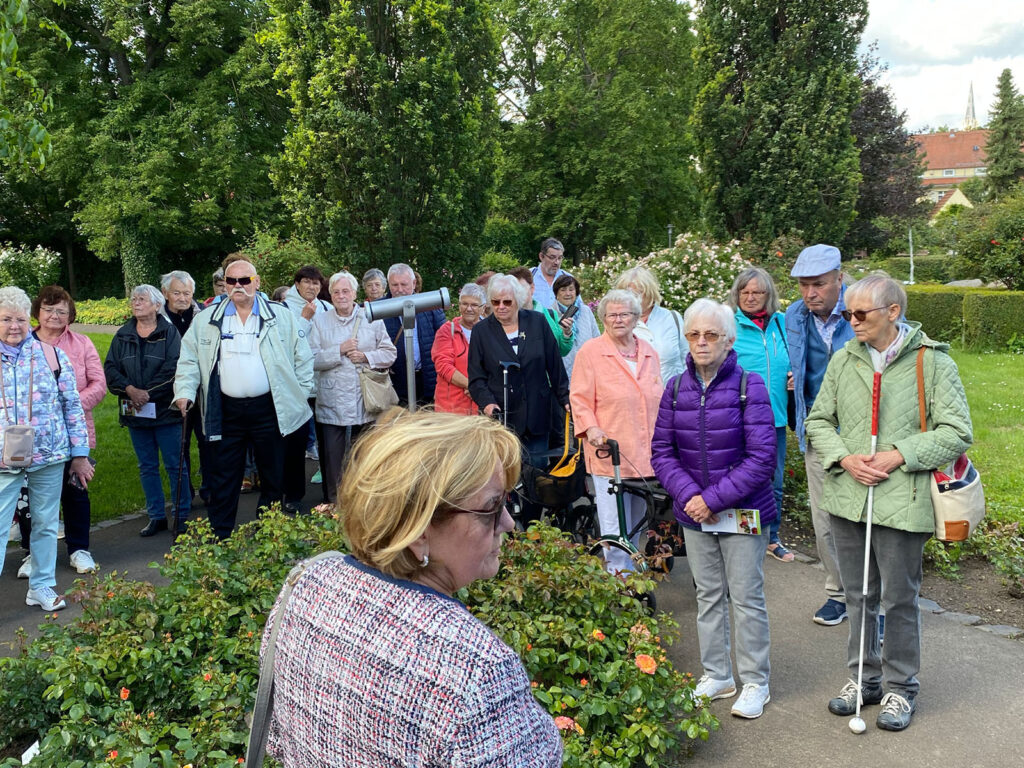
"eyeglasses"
225,275,257,286
606,312,636,321
41,307,70,317
542,251,564,261
446,495,506,531
460,302,483,311
491,298,514,307
684,330,723,343
739,290,766,298
840,306,890,322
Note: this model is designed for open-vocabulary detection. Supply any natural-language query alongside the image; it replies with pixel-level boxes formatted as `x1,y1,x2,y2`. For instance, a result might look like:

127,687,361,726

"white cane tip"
849,717,866,734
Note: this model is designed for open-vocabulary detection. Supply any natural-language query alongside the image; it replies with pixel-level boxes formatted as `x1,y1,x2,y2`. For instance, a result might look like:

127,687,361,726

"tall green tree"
268,0,498,289
844,49,925,254
984,68,1024,200
692,0,867,246
492,0,698,263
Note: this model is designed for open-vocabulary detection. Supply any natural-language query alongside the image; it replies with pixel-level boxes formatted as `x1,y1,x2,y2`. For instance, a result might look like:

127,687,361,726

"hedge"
905,285,1024,349
74,297,132,326
905,285,970,343
877,255,954,283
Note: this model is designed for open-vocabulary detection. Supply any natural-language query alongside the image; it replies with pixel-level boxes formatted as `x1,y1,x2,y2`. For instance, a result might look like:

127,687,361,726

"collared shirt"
810,287,847,350
219,301,271,397
531,265,571,310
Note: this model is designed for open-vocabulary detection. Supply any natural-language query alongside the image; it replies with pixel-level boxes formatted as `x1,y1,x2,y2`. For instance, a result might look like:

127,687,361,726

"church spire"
964,82,978,130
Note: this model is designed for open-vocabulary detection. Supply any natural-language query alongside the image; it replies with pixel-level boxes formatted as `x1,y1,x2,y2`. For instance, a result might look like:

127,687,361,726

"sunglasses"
840,306,890,322
684,330,722,343
491,298,514,307
225,275,257,286
447,495,506,531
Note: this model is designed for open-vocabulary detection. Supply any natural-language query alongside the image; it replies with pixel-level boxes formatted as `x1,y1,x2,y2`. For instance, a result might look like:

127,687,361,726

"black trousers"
184,405,212,502
320,422,368,504
206,393,284,538
282,400,316,504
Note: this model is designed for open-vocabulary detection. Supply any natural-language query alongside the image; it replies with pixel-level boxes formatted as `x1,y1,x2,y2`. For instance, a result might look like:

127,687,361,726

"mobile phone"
561,304,579,320
68,457,97,491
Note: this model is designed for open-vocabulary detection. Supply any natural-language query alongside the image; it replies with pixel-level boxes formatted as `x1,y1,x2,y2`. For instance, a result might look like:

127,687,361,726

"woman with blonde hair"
262,410,562,767
614,266,687,383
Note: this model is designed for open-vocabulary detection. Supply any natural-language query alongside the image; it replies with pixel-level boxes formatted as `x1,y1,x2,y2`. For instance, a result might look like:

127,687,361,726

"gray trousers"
831,515,929,696
806,444,845,602
683,527,771,687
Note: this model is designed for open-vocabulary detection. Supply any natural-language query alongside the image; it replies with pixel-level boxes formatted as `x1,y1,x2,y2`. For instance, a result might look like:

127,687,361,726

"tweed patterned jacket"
265,554,563,767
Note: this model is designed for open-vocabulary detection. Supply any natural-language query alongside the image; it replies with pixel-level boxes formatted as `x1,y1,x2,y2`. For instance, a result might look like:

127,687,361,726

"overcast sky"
862,0,1024,133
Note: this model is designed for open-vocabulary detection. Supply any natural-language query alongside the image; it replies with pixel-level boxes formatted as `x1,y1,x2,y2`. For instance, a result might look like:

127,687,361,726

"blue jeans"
769,426,786,544
129,424,190,522
0,462,65,590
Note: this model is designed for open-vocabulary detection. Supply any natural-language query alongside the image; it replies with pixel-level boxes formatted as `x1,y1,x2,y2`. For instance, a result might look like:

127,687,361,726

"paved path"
4,488,1023,765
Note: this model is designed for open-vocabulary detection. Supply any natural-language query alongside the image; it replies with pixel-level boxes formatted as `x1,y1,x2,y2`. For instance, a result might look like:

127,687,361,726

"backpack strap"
916,346,927,432
672,373,683,408
739,370,749,414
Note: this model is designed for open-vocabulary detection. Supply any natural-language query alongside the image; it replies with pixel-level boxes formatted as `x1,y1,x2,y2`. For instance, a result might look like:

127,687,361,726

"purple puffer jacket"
651,350,777,530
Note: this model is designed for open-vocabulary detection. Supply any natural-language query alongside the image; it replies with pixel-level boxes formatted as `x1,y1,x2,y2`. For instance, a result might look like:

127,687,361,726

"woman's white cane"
850,371,883,735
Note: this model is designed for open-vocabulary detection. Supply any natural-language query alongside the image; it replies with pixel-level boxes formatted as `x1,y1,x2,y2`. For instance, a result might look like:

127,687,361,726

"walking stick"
172,418,189,539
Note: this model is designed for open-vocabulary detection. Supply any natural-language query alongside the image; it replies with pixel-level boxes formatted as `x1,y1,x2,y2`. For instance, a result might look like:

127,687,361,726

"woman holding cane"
806,276,972,732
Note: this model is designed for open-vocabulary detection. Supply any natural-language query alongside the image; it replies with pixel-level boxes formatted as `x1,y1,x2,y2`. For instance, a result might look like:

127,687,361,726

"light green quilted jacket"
805,323,973,533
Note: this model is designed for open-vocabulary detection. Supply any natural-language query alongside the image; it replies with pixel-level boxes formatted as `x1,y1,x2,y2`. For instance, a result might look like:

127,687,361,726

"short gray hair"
683,298,736,343
329,271,359,293
363,268,386,287
0,286,31,316
132,284,166,310
597,289,642,321
727,267,780,315
459,283,486,305
160,270,196,295
212,267,225,283
387,263,415,281
846,275,907,316
486,273,527,309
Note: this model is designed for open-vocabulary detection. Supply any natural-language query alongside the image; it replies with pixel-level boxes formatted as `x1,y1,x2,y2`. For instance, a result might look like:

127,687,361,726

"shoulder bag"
1,350,36,468
246,550,344,768
916,347,985,542
352,314,398,415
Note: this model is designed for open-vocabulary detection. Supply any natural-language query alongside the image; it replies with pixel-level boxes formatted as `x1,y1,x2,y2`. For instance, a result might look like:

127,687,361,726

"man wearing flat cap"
785,244,856,627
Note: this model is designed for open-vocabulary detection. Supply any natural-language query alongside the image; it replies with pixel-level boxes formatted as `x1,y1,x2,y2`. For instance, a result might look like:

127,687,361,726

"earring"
420,553,429,568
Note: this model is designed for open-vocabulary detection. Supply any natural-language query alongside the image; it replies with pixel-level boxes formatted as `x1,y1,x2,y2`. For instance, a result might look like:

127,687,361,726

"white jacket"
309,307,397,426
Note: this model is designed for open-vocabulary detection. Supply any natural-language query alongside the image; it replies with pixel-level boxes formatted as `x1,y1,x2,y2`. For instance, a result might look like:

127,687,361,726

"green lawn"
87,332,200,523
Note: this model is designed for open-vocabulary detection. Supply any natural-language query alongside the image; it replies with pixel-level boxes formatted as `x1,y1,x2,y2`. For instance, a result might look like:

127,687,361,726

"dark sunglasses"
446,495,506,531
490,298,514,307
840,306,890,322
225,275,257,286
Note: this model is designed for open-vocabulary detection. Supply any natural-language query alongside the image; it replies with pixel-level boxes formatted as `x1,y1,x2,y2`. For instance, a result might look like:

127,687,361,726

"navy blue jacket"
383,308,446,403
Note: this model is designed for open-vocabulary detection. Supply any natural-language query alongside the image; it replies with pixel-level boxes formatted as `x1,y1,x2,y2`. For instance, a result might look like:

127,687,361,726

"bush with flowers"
0,243,62,298
0,510,714,767
574,234,749,313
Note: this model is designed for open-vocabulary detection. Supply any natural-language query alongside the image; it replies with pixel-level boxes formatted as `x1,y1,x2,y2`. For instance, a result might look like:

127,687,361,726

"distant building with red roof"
913,129,989,204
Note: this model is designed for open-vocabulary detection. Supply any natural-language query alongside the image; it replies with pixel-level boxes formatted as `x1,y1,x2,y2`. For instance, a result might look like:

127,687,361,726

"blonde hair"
613,266,662,312
340,410,521,579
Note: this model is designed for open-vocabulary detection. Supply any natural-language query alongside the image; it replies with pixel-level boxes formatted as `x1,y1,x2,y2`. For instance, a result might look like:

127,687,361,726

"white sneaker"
69,550,98,574
695,675,737,702
26,586,67,611
731,683,770,719
17,554,32,579
57,521,65,540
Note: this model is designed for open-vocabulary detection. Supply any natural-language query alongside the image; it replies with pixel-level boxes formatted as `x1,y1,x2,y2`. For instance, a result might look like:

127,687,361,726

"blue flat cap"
791,244,841,277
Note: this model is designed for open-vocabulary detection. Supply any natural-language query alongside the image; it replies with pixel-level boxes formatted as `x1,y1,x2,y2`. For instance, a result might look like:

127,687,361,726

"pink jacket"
45,327,106,448
569,333,663,478
431,318,477,415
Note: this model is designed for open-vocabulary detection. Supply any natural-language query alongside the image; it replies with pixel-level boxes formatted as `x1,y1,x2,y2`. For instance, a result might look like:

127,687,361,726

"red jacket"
431,318,477,415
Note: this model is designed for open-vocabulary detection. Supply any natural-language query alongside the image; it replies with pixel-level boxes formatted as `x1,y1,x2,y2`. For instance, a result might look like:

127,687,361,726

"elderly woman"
14,286,106,579
0,286,92,611
651,298,777,719
203,267,226,307
569,289,663,573
553,274,600,380
614,266,687,383
432,283,485,415
262,411,561,766
806,276,972,732
361,268,387,302
727,267,794,562
308,271,397,502
468,274,570,521
104,285,189,537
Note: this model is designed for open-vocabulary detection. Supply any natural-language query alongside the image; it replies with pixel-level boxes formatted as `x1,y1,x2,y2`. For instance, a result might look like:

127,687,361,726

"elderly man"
161,270,210,506
785,244,856,626
530,237,571,309
381,263,446,405
173,258,313,538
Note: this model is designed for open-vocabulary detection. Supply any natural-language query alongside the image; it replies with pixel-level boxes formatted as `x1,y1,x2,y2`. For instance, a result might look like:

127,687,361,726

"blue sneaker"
814,599,848,626
878,614,885,645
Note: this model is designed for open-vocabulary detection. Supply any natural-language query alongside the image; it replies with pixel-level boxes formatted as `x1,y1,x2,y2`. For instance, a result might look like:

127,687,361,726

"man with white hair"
382,263,446,405
173,258,313,537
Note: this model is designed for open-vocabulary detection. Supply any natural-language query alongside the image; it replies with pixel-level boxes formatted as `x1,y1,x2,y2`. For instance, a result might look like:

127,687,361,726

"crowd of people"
0,237,973,750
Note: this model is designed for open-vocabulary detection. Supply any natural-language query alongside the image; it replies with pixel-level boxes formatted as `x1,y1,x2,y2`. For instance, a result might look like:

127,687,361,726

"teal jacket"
805,323,973,533
532,300,574,357
732,309,790,428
